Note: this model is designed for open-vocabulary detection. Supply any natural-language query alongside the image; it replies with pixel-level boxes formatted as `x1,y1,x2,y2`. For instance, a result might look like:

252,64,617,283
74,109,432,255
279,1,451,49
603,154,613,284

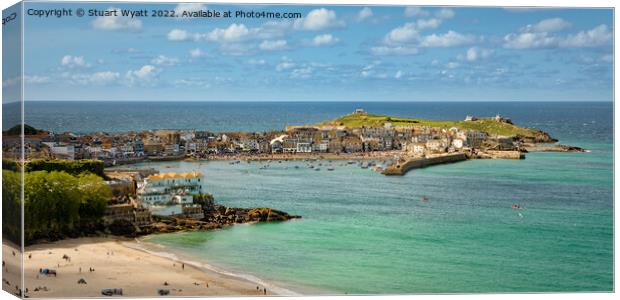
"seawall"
381,153,468,176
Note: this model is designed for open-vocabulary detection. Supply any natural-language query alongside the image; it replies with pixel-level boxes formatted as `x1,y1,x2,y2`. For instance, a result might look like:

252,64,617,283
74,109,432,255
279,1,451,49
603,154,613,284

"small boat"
294,165,300,169
308,164,314,169
314,168,321,171
327,167,335,171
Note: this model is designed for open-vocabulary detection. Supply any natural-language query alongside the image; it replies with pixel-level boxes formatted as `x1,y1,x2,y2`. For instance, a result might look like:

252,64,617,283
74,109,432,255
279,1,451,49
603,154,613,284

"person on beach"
264,288,267,295
182,263,184,270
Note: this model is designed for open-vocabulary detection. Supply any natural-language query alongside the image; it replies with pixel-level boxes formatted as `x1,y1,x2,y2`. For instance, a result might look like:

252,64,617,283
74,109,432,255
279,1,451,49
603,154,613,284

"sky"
4,3,614,102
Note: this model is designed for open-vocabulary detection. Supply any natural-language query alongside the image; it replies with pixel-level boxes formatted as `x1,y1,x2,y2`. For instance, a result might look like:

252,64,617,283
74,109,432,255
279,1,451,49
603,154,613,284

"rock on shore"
146,206,301,235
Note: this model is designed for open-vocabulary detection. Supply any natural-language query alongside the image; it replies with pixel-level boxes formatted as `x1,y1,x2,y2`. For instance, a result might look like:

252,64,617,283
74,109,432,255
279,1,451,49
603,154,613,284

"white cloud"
4,75,50,87
168,29,190,41
259,40,288,51
435,8,455,19
419,31,476,47
246,59,266,65
294,8,344,31
174,3,207,16
459,47,494,61
559,25,612,47
125,65,159,86
189,48,207,58
371,46,419,56
168,22,290,46
404,7,429,17
446,62,460,69
523,18,571,33
384,23,419,44
150,55,179,66
68,71,120,86
357,7,373,21
504,24,611,49
91,7,142,32
416,18,442,30
311,34,339,46
205,23,251,42
276,59,296,71
61,55,90,68
173,78,210,88
291,67,313,79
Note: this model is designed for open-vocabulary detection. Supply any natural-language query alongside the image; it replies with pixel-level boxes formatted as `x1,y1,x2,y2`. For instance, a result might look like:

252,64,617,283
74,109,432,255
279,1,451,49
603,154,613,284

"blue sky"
8,3,614,101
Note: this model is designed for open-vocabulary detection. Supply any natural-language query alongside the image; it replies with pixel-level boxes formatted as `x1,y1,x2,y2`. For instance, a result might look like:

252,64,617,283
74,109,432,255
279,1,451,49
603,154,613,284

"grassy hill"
317,113,541,137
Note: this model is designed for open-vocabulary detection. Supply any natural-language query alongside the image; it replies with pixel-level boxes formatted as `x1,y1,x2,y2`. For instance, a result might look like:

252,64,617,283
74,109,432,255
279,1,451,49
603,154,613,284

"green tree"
2,170,22,244
77,173,112,225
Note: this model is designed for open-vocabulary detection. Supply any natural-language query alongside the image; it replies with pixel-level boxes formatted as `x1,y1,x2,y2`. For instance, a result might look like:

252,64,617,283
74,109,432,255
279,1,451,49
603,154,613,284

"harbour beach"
4,237,289,298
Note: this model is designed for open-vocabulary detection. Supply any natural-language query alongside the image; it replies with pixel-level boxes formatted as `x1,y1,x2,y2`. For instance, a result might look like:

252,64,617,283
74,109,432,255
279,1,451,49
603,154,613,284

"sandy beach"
3,237,282,298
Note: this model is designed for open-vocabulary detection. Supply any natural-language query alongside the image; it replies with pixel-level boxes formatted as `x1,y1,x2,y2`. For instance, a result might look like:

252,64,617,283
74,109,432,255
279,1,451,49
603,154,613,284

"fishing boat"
327,167,335,171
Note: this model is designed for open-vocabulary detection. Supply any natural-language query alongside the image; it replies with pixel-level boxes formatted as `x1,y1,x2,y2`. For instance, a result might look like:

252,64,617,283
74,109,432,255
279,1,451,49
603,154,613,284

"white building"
138,172,204,206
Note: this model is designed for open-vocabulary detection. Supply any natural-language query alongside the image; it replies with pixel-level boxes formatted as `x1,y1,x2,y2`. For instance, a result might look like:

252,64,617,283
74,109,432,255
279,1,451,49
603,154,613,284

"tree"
22,170,110,243
77,173,112,225
2,170,22,244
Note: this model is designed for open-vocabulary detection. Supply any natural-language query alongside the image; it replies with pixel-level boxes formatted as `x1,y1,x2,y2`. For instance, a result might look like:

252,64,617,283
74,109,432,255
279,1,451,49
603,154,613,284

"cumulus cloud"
559,25,612,47
246,59,266,65
291,67,313,79
458,47,494,61
419,31,477,47
205,23,251,42
66,71,120,86
294,8,344,31
357,7,373,21
150,55,179,66
168,22,289,45
504,24,611,49
259,40,288,51
310,34,339,46
523,18,571,33
125,65,159,86
384,23,419,44
189,48,207,58
435,8,455,19
4,75,50,87
91,8,142,32
61,55,90,68
168,29,190,41
370,46,419,56
416,18,442,30
404,7,429,17
276,58,296,71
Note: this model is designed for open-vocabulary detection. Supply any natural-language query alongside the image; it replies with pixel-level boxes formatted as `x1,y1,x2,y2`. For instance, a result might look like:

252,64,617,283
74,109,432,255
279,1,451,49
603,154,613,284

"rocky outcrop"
523,144,586,153
517,130,558,143
144,205,301,235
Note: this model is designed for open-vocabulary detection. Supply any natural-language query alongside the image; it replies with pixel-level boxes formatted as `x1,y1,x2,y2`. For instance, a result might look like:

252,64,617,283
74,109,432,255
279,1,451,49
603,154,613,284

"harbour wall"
382,153,468,176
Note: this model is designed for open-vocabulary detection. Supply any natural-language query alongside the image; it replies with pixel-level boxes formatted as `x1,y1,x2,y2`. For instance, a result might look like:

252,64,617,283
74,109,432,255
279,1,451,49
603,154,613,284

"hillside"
317,113,548,139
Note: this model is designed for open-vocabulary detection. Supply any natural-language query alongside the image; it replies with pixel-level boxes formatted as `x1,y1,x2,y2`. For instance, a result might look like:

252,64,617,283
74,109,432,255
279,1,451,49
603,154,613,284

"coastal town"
3,108,568,167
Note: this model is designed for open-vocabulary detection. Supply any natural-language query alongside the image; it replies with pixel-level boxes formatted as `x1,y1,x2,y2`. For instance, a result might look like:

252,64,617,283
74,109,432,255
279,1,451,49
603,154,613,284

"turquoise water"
140,145,612,293
114,101,614,294
30,101,608,294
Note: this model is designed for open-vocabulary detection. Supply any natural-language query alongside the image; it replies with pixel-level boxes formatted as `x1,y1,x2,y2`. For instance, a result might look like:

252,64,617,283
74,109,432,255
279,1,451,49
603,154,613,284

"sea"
5,101,614,294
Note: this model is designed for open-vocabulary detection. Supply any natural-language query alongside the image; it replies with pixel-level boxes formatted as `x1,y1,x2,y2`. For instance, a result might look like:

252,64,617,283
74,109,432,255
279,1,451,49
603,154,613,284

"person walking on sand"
182,263,184,270
264,288,267,295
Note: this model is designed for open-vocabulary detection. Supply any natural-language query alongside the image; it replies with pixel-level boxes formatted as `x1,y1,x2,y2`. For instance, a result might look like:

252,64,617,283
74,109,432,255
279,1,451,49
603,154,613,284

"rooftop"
147,172,203,181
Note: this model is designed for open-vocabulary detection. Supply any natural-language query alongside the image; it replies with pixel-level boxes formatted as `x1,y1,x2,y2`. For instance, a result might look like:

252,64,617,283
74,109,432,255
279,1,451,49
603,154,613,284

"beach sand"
4,237,279,298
